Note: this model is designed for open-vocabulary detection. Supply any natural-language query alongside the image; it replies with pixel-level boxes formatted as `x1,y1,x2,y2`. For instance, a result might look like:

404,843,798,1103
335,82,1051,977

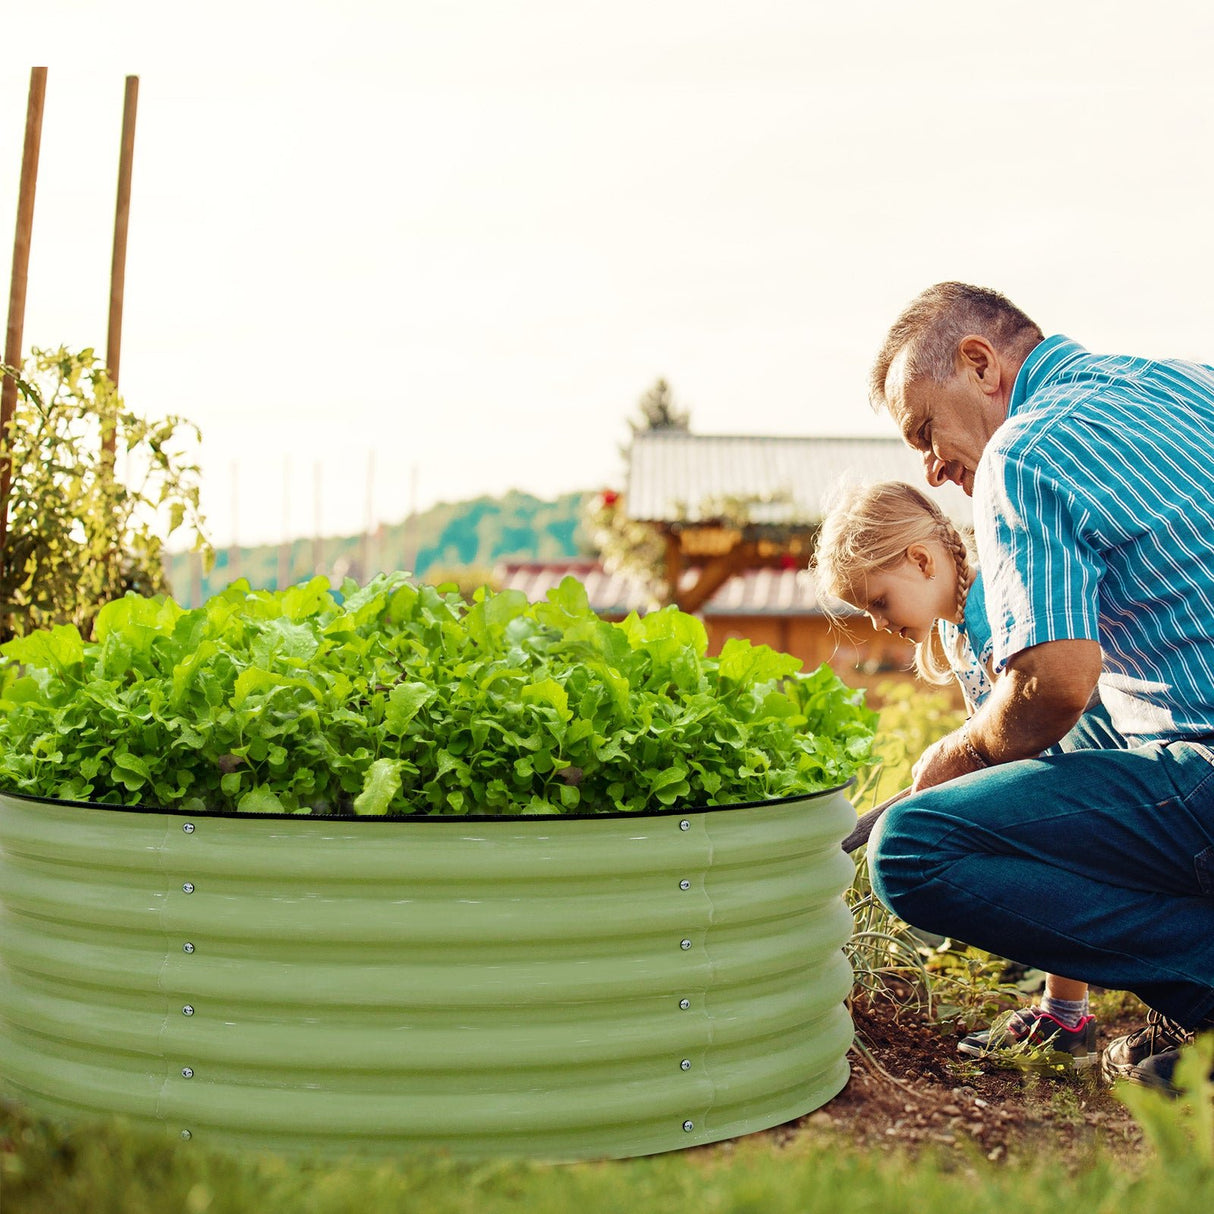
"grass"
3,1092,1214,1214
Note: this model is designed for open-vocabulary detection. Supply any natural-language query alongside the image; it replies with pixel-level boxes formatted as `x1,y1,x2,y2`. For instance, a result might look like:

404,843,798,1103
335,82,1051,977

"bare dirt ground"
775,991,1148,1165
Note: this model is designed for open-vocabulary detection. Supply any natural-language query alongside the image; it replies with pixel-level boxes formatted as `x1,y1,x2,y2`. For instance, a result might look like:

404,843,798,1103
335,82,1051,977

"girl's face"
855,544,956,644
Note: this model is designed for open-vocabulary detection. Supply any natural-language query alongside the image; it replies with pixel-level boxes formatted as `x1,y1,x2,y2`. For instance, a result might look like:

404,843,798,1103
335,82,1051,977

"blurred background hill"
164,489,593,607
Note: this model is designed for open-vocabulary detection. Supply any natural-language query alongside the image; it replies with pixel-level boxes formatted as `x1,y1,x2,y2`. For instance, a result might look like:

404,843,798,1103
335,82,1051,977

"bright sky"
5,1,1214,548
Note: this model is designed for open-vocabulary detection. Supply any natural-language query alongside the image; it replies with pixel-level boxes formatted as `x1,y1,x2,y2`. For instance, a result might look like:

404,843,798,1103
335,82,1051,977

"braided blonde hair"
812,481,975,685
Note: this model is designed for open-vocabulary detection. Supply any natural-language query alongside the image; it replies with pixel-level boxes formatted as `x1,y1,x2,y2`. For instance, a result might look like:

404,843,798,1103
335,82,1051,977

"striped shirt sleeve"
978,433,1103,671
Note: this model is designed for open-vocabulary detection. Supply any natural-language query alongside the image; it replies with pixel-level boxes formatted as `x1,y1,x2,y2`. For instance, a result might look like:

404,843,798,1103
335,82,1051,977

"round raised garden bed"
0,785,857,1160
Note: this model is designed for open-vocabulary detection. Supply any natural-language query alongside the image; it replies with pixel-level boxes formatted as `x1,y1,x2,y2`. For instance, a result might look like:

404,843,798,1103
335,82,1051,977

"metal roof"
626,433,972,527
496,560,831,618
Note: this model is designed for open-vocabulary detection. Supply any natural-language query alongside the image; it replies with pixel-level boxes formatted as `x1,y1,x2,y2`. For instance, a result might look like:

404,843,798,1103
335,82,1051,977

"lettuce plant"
0,574,875,816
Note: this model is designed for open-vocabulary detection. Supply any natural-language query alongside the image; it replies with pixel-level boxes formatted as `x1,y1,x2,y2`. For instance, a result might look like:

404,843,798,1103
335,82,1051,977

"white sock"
1040,993,1089,1029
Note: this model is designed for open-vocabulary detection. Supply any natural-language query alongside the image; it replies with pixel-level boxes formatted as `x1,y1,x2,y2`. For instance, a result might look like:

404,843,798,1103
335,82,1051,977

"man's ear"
906,542,934,578
958,335,1002,396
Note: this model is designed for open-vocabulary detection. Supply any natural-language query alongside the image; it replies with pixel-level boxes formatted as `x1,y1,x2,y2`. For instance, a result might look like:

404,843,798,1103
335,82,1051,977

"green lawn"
3,1081,1213,1214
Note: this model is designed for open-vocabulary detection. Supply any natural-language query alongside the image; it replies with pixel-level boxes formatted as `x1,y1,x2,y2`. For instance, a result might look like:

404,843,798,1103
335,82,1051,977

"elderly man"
866,282,1214,1091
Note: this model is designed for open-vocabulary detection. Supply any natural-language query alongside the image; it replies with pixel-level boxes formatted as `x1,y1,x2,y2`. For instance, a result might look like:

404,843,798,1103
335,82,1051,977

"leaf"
385,682,436,733
353,758,405,816
238,786,286,814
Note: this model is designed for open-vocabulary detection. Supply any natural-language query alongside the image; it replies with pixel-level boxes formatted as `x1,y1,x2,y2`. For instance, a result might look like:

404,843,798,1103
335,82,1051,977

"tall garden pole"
1,66,48,549
102,74,139,457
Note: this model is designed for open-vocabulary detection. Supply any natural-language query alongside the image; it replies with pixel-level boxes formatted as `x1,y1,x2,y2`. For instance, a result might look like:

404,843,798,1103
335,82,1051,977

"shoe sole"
1099,1052,1178,1093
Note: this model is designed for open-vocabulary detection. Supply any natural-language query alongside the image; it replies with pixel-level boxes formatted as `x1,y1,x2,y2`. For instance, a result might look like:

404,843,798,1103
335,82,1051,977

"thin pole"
229,459,240,582
361,447,374,583
103,75,139,455
313,461,323,576
278,455,291,589
1,67,48,549
105,78,139,389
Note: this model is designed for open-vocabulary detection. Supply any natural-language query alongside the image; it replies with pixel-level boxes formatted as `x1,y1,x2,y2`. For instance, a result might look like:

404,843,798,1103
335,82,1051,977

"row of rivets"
678,818,697,1135
179,824,197,1144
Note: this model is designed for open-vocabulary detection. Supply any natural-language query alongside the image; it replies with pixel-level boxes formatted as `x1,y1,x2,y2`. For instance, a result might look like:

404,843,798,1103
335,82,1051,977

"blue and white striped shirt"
974,335,1214,745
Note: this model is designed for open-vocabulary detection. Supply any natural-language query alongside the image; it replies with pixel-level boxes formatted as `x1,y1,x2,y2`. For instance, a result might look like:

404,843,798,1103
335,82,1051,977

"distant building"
503,433,973,701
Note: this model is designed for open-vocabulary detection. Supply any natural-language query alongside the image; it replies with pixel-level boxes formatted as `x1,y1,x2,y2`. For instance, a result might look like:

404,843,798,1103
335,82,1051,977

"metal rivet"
679,819,691,831
680,939,692,950
679,879,690,890
679,998,690,1010
181,1067,194,1079
683,1120,694,1132
680,1059,692,1071
182,1005,194,1016
183,942,195,954
182,823,195,834
182,882,195,894
180,1129,192,1140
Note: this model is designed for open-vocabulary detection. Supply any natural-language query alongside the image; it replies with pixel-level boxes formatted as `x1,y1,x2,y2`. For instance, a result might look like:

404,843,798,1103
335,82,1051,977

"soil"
763,988,1150,1166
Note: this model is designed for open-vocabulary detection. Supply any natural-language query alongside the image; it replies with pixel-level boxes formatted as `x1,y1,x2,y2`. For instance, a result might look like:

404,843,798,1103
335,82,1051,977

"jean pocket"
1197,846,1214,897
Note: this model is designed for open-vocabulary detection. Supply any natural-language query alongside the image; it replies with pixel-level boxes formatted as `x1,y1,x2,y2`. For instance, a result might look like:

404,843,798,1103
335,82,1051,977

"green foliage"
0,573,876,816
0,348,210,641
584,488,668,604
4,1093,1214,1214
851,680,965,806
1117,1035,1214,1166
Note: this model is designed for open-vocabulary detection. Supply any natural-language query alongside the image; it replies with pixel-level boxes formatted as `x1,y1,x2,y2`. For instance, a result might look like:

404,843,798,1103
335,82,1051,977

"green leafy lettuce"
0,574,876,816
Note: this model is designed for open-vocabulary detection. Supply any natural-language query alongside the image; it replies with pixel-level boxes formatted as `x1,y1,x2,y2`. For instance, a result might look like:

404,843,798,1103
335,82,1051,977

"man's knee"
866,797,925,920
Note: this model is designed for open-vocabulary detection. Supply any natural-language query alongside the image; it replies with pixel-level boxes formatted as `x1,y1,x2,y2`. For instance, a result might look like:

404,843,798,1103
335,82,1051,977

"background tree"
0,346,211,642
590,377,692,604
627,377,690,437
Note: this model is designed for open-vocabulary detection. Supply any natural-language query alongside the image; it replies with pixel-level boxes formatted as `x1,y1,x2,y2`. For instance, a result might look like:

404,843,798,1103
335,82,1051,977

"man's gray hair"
868,282,1044,414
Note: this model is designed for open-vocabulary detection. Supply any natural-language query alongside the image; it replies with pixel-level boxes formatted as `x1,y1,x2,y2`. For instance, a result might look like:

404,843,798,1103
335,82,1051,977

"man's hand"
911,728,985,791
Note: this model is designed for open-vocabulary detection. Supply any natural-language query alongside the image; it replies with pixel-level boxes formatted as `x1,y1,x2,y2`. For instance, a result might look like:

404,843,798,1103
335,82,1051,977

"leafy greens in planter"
0,574,876,816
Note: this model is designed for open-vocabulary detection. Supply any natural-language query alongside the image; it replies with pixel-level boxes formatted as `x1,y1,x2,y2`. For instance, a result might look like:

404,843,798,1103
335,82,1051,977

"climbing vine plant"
0,346,210,642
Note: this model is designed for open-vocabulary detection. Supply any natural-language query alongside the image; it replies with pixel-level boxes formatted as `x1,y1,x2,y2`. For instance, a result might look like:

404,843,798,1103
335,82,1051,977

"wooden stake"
1,66,48,549
103,75,138,455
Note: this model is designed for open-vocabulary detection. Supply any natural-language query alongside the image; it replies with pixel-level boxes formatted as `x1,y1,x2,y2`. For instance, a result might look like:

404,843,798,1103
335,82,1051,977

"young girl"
813,480,1096,1070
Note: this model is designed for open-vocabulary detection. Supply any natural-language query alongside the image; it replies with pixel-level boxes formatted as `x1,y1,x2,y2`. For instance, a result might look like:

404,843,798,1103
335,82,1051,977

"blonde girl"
813,480,1097,1071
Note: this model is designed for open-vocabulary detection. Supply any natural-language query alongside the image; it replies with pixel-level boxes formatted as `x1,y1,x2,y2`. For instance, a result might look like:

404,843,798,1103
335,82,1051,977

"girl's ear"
906,542,934,579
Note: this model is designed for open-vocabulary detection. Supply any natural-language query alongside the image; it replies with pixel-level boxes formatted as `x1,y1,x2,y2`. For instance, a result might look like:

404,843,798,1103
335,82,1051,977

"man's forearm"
911,638,1102,792
965,639,1102,763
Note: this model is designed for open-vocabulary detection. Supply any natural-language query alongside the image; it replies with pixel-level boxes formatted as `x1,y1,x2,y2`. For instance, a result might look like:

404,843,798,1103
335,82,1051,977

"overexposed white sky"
4,0,1214,547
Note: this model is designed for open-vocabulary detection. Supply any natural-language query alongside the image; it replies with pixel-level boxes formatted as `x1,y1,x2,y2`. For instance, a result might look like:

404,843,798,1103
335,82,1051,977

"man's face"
886,350,1001,498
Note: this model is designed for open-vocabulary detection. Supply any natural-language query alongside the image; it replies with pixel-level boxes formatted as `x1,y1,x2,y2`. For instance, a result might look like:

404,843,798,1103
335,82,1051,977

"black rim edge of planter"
0,777,858,824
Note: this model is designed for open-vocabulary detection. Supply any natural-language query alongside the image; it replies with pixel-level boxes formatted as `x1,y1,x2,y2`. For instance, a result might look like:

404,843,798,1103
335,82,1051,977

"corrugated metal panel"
0,789,857,1160
497,561,656,615
626,433,972,527
496,562,826,618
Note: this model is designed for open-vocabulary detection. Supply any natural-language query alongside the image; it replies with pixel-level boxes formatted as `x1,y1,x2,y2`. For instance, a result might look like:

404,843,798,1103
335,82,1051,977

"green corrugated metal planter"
0,785,857,1160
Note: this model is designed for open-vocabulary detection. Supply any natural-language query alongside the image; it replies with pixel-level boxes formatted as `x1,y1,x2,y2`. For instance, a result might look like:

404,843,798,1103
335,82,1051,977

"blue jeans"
868,705,1214,1027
